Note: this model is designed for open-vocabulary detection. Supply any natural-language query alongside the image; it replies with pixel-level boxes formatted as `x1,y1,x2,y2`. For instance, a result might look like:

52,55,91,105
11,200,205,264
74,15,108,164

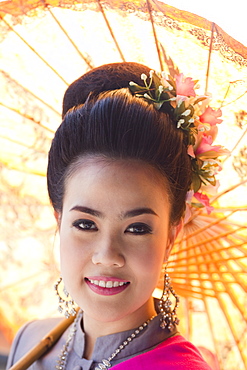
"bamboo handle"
9,308,79,370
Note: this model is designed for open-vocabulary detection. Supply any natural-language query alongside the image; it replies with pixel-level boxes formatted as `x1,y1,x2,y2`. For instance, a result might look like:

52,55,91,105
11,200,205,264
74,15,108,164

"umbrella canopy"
0,1,247,369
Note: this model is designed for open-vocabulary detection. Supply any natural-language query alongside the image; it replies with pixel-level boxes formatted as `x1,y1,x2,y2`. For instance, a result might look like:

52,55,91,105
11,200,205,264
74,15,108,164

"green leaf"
191,173,202,193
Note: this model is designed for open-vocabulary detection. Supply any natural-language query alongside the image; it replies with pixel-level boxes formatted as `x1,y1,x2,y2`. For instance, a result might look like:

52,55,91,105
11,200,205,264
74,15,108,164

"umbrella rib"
203,298,224,370
175,210,238,244
190,249,247,332
1,17,69,86
43,4,94,70
147,0,164,71
211,285,247,367
205,22,215,93
172,237,247,292
207,262,247,320
0,134,48,154
1,71,61,117
224,126,247,161
173,285,215,298
173,245,247,269
96,0,125,62
0,102,55,134
171,274,246,288
211,179,247,203
1,161,46,177
171,249,247,271
221,89,247,108
175,226,247,253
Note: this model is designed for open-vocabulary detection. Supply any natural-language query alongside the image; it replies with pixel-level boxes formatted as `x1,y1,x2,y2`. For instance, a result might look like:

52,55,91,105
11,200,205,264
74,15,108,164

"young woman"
7,62,214,369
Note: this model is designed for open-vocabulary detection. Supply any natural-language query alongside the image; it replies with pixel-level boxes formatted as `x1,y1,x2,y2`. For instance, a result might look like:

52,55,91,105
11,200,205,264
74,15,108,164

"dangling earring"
159,267,180,331
54,277,77,318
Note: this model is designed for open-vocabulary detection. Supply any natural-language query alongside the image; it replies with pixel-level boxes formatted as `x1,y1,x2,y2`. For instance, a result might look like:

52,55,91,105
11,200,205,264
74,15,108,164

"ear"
165,219,183,261
54,210,61,228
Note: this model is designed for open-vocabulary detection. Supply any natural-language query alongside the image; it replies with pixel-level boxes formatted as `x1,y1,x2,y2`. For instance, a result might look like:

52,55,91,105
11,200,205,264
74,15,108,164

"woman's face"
57,157,178,328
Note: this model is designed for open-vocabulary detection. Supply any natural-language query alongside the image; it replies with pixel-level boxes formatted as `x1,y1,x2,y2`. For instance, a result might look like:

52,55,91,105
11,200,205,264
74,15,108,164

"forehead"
66,155,167,187
63,156,171,209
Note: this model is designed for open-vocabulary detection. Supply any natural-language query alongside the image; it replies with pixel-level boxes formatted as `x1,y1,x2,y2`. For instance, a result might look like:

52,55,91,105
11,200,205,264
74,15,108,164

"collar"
73,313,178,362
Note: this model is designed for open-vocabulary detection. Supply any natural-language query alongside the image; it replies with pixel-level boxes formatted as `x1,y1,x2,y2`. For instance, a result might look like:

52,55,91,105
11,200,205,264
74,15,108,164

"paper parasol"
0,1,247,368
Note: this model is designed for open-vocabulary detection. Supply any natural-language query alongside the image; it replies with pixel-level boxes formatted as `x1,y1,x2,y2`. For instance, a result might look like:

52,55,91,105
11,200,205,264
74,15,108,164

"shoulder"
6,317,62,369
114,334,212,370
153,335,212,369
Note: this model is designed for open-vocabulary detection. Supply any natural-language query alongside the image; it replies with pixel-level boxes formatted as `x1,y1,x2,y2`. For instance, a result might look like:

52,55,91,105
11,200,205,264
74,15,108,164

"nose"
92,236,125,267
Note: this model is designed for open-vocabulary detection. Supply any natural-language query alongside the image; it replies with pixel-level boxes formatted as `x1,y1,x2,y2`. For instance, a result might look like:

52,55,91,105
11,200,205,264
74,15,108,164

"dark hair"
47,62,191,224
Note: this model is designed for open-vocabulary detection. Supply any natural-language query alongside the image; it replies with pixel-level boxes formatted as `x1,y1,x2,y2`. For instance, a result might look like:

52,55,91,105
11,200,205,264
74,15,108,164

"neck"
82,298,156,359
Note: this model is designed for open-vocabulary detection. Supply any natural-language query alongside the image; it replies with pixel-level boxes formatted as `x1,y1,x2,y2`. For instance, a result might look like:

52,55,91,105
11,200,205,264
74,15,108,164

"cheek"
131,238,166,278
59,227,85,273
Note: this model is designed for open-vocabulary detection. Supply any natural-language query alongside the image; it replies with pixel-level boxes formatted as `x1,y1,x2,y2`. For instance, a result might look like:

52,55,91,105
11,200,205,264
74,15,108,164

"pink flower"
187,145,195,158
186,190,194,203
194,134,230,159
184,203,192,224
199,107,223,126
175,73,196,97
194,134,221,156
194,192,214,214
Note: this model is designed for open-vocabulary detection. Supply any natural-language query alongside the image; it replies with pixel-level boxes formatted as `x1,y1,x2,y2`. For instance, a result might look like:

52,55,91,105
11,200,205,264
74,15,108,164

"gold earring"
159,267,180,331
54,277,77,318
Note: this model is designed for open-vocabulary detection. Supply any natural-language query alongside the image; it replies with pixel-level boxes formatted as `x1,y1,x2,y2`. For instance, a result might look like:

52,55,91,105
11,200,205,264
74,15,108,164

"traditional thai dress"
7,314,212,369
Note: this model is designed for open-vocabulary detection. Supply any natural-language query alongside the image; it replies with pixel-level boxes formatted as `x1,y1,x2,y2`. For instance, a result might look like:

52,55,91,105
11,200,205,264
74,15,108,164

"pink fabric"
112,335,212,369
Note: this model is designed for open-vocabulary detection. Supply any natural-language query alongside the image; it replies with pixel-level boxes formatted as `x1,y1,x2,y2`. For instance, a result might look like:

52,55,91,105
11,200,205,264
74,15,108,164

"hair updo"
47,62,192,224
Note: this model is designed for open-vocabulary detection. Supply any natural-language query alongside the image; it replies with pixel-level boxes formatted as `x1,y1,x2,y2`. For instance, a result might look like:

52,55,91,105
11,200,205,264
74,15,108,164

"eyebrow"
69,206,158,219
122,208,158,219
69,206,103,218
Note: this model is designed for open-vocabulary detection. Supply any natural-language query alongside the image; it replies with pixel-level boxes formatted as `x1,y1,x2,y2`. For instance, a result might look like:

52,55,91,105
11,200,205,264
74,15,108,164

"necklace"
56,310,155,370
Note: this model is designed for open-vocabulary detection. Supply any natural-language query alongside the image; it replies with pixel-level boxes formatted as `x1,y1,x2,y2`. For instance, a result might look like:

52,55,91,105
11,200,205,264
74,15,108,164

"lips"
85,277,130,296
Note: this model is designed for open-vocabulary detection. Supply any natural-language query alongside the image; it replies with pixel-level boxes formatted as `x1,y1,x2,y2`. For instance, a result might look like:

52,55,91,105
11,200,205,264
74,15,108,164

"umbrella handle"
8,308,80,370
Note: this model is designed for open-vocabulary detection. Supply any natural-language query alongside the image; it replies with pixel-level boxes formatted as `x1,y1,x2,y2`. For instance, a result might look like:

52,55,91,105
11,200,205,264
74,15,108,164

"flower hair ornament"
129,71,230,215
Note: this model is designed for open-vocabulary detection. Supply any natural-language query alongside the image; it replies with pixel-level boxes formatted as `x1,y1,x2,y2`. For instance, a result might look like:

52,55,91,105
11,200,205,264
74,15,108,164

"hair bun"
62,62,152,117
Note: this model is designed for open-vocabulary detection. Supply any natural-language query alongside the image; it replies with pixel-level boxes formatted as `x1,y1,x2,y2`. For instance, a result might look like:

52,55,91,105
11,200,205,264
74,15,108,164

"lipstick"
85,277,130,296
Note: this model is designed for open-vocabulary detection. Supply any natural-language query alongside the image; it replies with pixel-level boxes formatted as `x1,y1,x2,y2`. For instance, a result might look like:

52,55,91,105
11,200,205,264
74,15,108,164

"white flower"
158,85,164,94
149,70,154,78
129,81,137,86
141,73,147,81
177,119,185,128
207,177,215,182
202,159,222,175
176,95,189,107
181,109,191,116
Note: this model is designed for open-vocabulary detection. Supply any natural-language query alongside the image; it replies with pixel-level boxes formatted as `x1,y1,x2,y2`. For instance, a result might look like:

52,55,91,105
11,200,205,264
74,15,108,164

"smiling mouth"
85,278,129,288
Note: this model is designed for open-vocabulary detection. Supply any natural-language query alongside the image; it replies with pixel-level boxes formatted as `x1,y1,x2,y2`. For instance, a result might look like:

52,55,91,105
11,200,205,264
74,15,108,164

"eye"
72,219,98,231
125,223,152,235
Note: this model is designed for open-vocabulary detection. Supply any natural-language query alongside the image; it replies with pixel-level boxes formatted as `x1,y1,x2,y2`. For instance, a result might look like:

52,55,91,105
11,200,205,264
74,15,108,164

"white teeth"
106,281,113,288
88,279,128,288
